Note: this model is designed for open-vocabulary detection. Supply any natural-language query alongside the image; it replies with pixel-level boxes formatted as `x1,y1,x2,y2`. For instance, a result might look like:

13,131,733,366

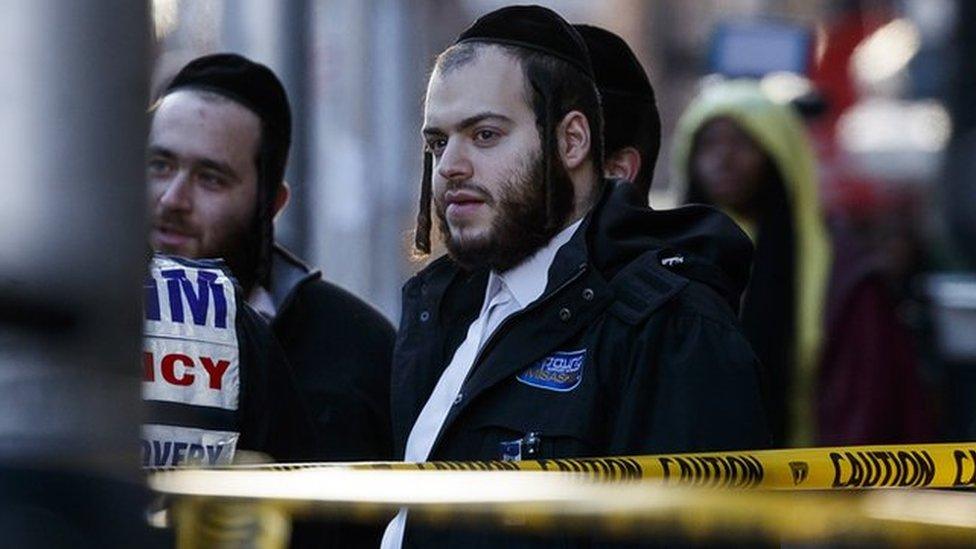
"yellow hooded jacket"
671,80,831,446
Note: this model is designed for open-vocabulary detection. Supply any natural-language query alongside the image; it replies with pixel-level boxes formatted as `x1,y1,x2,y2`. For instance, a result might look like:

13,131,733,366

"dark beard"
154,211,262,293
227,221,262,293
435,150,575,272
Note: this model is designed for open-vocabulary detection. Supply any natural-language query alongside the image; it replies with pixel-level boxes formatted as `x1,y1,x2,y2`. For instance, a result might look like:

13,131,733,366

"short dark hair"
414,42,604,254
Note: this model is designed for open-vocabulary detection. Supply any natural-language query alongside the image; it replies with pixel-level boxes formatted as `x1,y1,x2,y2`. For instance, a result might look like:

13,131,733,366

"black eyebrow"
147,145,239,181
147,145,176,159
422,111,513,137
196,158,239,180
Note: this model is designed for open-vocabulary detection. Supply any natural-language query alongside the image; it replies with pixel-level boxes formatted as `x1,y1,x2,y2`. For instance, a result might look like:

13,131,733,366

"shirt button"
419,310,431,322
559,308,572,321
453,392,463,405
581,288,594,301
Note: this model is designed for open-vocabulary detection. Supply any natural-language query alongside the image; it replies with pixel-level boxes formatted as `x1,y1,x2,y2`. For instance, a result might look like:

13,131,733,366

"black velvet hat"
165,53,291,186
574,25,653,103
456,5,594,80
164,53,291,288
575,25,660,191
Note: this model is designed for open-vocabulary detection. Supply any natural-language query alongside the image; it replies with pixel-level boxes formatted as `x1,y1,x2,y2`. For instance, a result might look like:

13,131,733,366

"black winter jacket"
268,246,396,462
265,247,396,549
392,181,770,547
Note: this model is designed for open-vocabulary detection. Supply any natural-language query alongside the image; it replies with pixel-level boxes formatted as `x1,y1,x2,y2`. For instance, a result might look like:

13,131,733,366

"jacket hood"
671,80,824,238
588,179,754,312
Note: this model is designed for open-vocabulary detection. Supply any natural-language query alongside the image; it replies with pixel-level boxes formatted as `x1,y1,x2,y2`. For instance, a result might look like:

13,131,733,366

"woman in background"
672,80,932,447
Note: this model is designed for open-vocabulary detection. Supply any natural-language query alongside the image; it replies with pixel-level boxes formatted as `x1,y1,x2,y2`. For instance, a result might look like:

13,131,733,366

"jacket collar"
267,244,319,316
497,217,583,308
408,179,700,323
587,179,753,313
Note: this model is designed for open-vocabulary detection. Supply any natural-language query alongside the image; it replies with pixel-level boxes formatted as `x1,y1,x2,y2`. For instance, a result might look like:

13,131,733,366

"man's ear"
605,147,642,183
272,181,290,219
556,110,591,170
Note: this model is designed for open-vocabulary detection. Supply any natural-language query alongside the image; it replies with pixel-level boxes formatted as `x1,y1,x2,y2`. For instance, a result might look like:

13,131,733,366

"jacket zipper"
459,264,589,390
426,265,590,457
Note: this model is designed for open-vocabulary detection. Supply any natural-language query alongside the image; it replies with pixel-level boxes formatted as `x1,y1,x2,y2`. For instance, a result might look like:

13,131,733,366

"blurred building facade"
149,0,961,330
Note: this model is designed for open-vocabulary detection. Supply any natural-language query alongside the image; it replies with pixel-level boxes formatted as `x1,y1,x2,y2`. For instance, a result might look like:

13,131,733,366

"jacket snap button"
419,310,430,322
453,392,463,405
559,308,572,321
582,288,594,301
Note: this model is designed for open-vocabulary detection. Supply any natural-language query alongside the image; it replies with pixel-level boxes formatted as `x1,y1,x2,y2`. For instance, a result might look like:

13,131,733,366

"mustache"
153,212,199,236
436,182,494,205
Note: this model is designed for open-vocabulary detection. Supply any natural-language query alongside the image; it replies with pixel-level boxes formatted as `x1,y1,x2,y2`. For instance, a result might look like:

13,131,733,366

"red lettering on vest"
143,352,155,382
200,357,231,389
161,353,195,386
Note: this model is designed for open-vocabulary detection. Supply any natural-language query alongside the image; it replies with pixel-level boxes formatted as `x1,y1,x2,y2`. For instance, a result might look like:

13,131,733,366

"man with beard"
147,54,395,546
148,54,394,461
384,6,769,548
575,24,660,202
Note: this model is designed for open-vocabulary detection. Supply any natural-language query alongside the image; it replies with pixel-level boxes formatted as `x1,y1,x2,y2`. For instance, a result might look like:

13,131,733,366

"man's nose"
158,171,192,212
436,139,472,182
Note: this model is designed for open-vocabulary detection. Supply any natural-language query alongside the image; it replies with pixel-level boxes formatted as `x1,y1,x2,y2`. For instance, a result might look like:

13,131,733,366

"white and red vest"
141,255,241,467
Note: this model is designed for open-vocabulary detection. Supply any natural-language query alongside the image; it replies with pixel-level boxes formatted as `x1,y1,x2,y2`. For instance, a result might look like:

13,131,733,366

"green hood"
671,80,831,446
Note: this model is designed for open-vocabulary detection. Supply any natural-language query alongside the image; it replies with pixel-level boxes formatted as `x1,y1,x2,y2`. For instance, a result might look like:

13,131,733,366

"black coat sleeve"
609,307,771,455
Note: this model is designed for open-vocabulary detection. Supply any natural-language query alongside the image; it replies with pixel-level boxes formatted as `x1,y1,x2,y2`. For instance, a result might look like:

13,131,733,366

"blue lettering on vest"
172,442,188,465
206,444,224,463
142,440,229,466
186,443,205,463
144,277,161,321
158,269,228,328
152,440,171,467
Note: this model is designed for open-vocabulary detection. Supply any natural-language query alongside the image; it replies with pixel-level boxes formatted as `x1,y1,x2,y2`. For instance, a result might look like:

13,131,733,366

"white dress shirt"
381,218,583,549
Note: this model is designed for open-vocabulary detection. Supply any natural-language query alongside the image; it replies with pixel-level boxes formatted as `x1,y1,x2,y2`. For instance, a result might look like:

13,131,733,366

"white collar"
490,217,583,308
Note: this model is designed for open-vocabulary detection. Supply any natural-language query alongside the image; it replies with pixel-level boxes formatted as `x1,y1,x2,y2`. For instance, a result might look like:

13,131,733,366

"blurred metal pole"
308,0,434,320
945,0,976,267
939,0,976,441
0,1,150,545
222,0,311,258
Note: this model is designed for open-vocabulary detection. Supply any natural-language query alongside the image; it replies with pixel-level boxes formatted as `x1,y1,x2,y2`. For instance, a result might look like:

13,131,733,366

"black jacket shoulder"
236,303,319,461
270,248,396,461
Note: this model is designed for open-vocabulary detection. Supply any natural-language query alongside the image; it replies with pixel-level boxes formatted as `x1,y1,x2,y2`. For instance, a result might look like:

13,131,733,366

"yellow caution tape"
150,468,976,547
161,441,976,490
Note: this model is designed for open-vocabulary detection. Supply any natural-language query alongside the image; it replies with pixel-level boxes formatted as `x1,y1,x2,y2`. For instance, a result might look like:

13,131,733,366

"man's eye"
147,159,172,175
197,172,225,188
426,138,447,155
474,129,499,143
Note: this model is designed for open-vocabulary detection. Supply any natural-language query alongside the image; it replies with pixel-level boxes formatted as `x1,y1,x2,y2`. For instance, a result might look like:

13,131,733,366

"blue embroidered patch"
516,349,586,392
499,439,522,461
